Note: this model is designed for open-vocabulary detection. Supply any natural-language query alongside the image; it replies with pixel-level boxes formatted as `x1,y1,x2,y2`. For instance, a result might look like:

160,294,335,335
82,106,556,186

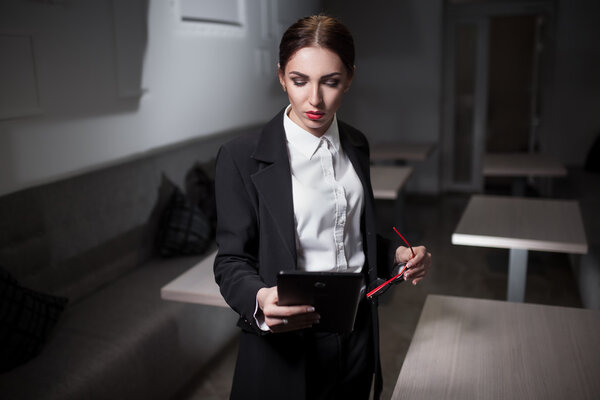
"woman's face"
278,46,353,137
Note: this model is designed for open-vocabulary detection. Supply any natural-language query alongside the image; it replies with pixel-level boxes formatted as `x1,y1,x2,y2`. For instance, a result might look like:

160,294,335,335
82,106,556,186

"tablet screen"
277,271,365,333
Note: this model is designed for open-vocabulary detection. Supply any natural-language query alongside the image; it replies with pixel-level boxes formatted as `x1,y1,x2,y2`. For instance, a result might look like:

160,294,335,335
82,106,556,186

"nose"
309,84,322,107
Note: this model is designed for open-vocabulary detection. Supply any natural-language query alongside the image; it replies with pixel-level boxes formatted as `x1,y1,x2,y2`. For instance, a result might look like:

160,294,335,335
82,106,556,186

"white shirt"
254,106,366,331
283,106,365,272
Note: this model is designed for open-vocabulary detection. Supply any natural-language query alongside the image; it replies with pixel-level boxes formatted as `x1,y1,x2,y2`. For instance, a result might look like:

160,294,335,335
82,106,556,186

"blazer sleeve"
377,233,395,278
213,144,267,333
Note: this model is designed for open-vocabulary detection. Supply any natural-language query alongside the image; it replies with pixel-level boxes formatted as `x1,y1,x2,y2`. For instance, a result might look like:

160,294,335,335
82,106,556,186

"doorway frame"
440,0,555,192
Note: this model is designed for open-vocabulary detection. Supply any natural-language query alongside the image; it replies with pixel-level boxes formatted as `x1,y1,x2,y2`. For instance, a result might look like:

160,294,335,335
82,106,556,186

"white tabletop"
370,166,413,199
160,250,228,307
452,195,588,254
392,295,600,400
483,152,567,177
370,142,435,162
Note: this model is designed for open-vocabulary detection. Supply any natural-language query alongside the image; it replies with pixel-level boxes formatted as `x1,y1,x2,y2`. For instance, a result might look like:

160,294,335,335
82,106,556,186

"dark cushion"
157,187,213,257
185,161,217,230
0,266,68,373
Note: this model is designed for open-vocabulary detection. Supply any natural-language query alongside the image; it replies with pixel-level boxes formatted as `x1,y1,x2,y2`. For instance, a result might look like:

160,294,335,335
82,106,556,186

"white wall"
0,0,322,197
324,0,443,193
4,0,595,199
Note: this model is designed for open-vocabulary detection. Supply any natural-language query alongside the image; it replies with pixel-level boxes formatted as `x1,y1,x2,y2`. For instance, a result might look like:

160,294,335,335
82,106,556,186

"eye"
323,79,340,88
292,79,307,87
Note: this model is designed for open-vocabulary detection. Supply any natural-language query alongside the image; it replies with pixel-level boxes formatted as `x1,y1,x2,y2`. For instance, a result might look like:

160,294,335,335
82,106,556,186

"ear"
344,65,356,93
277,63,286,92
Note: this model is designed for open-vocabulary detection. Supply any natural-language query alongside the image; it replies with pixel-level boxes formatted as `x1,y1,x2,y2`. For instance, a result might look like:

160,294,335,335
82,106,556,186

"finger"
412,259,431,275
264,304,316,319
406,263,429,280
267,312,320,332
295,312,320,324
408,251,430,283
405,270,422,282
409,269,427,279
404,262,423,276
406,261,427,273
269,320,295,333
270,311,319,324
265,311,319,327
406,260,429,275
408,268,427,280
411,276,427,285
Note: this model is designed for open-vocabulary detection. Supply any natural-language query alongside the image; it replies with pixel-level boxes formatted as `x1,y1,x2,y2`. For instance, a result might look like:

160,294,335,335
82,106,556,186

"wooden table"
370,142,435,163
483,153,567,177
370,166,413,200
160,250,227,307
392,295,600,400
483,153,567,196
452,195,587,302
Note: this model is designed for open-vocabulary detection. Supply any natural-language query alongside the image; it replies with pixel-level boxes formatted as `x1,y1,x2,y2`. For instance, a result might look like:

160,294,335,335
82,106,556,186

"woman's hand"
257,286,320,333
394,245,431,285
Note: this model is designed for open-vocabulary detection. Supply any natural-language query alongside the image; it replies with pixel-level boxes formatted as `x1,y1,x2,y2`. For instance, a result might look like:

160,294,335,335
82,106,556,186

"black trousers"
305,299,375,400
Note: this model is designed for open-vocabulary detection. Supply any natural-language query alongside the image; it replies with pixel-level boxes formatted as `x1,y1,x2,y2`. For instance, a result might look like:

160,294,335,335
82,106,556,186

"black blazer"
214,108,390,399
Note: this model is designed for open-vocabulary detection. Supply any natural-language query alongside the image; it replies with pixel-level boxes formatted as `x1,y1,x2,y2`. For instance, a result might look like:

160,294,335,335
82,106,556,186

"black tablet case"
277,271,365,333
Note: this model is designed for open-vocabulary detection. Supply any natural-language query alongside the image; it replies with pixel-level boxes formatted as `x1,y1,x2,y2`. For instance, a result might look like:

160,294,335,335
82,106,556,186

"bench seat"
0,255,238,400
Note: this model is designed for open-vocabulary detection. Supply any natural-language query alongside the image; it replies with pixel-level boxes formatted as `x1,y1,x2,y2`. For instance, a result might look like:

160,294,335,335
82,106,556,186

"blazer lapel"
340,131,370,193
250,109,297,269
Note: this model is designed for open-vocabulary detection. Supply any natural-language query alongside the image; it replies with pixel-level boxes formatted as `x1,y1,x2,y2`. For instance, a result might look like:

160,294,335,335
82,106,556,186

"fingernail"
307,306,315,312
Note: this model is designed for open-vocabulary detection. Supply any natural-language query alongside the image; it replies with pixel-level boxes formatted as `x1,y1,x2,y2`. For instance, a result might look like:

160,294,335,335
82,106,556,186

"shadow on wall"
324,0,420,58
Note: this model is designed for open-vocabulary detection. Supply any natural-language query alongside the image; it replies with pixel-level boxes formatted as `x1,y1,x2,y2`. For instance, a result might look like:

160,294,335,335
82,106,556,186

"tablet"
277,271,365,333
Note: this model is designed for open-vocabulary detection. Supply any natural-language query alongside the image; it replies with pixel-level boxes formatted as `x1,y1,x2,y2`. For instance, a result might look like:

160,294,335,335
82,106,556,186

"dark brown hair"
279,15,355,76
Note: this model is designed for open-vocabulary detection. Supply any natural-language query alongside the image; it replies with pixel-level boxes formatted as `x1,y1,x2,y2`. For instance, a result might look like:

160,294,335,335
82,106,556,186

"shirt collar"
283,105,340,159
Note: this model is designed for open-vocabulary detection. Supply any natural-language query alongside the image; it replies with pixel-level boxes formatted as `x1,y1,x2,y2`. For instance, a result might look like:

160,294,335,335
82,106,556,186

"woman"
214,15,431,400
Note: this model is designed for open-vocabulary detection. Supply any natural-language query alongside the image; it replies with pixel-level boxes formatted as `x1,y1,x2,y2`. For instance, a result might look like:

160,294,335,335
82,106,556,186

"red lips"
306,111,324,120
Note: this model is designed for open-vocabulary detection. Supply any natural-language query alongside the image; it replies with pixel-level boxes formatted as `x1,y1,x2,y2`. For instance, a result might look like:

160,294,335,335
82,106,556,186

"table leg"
507,248,528,302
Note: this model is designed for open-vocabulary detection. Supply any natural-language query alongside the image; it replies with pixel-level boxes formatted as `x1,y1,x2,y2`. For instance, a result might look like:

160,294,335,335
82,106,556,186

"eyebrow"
288,71,342,79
